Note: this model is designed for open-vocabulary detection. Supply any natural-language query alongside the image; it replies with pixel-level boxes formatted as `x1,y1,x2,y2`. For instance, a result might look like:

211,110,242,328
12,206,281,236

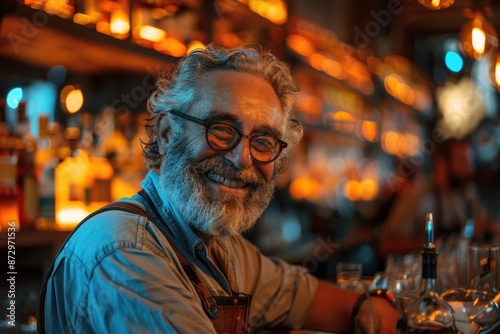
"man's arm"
302,281,400,334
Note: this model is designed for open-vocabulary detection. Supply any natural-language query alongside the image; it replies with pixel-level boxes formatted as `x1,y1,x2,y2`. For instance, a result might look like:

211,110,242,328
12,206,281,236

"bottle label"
23,175,38,221
69,183,81,201
90,178,112,203
39,195,55,219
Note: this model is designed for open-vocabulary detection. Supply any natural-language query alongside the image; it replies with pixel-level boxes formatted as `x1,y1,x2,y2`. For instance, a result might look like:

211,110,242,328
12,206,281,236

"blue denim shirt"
42,169,318,333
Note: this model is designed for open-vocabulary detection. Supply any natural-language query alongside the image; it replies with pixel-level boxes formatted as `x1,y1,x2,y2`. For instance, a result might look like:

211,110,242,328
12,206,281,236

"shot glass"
337,262,363,292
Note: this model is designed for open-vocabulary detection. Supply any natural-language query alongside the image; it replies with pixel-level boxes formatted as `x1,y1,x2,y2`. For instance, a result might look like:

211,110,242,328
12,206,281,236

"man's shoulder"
62,200,150,264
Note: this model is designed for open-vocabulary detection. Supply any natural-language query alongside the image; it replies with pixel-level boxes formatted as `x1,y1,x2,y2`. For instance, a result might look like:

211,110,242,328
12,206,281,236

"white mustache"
191,158,265,187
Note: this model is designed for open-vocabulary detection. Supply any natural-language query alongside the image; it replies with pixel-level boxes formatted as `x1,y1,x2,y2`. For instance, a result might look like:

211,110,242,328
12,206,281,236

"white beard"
158,135,279,236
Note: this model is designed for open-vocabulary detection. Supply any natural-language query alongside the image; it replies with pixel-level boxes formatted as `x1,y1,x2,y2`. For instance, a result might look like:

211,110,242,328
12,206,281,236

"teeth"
207,173,245,188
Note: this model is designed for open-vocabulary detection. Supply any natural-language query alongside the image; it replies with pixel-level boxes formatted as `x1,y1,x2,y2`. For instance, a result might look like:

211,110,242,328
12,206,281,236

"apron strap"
137,189,219,318
37,201,150,334
37,198,219,333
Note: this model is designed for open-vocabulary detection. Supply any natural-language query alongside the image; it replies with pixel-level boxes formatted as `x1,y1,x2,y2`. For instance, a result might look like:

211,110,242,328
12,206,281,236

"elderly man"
39,45,398,333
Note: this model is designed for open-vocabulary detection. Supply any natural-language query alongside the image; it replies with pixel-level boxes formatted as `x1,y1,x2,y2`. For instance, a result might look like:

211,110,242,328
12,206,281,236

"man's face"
159,70,285,236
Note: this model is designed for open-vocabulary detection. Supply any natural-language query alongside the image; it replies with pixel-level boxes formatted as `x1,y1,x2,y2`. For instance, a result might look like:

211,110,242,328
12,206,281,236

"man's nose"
224,137,253,168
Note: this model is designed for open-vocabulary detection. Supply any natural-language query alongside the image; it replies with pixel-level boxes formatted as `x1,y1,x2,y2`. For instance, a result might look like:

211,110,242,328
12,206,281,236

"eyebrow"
204,111,284,139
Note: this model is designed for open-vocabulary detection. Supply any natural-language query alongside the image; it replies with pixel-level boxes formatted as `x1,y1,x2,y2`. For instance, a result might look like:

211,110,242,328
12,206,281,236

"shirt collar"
140,169,203,258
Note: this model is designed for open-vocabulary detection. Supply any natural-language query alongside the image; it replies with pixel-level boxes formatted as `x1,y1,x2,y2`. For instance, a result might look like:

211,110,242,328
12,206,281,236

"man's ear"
156,113,171,156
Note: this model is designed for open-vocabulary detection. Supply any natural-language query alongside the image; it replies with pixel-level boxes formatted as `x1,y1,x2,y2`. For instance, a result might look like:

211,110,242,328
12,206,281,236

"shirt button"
196,242,203,251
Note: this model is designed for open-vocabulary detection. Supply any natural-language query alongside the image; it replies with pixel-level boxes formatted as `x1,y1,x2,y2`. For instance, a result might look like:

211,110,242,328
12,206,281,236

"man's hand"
302,281,401,333
357,296,400,334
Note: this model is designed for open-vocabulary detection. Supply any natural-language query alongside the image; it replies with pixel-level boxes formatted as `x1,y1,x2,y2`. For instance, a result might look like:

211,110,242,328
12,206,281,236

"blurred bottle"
54,127,92,230
439,201,477,288
110,111,148,201
398,213,459,334
79,112,97,155
100,110,130,171
80,111,117,203
456,202,476,286
35,114,58,228
0,98,20,231
15,101,38,230
55,126,113,230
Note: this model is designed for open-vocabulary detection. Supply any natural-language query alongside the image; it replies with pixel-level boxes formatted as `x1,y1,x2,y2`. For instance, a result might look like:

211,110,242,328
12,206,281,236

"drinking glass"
468,244,500,290
442,288,500,333
337,262,363,292
355,314,381,334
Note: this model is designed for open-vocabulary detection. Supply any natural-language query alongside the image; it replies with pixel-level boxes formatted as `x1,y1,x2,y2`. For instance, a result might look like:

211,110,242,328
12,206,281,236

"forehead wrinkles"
191,71,286,139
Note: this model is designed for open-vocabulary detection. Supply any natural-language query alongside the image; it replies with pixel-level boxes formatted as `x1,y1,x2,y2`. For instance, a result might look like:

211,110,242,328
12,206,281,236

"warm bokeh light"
383,75,419,109
296,94,322,117
289,177,322,201
360,120,378,142
472,27,486,55
136,25,166,42
65,88,84,114
360,179,378,201
494,54,500,91
42,0,75,18
60,85,74,103
96,21,110,34
73,13,93,26
187,41,206,53
460,12,498,60
286,34,315,57
154,37,187,57
330,111,355,133
322,59,344,79
344,180,361,202
381,131,421,157
309,53,326,71
56,208,89,230
384,75,403,97
417,0,454,10
356,76,375,95
248,0,287,25
110,8,130,37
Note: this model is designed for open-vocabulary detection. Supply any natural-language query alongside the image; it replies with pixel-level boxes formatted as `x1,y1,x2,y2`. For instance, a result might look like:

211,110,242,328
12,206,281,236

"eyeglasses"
167,110,288,163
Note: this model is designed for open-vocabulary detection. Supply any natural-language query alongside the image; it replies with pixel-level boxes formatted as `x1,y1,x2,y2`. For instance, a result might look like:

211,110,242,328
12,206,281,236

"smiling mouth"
206,172,247,188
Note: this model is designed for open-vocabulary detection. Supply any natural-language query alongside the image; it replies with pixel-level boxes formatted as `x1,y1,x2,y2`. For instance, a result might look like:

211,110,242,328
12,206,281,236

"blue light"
445,51,464,73
6,87,23,109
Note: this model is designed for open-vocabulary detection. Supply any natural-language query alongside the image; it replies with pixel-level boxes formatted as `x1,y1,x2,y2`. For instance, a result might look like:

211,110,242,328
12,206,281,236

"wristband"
351,289,396,320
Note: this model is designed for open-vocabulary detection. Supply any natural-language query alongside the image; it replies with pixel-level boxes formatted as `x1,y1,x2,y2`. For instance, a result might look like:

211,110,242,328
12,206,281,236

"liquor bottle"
398,213,459,334
35,114,57,227
54,127,92,230
15,101,38,230
99,110,130,171
454,202,476,286
0,99,20,231
54,126,114,230
0,156,20,232
79,112,114,207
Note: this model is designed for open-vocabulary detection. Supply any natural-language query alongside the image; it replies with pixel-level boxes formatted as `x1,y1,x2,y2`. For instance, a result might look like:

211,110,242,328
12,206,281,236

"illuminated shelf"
0,3,176,75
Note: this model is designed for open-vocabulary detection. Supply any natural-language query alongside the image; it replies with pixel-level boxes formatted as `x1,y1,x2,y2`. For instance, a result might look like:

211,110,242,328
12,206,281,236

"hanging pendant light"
459,10,498,60
417,0,455,10
492,53,500,91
